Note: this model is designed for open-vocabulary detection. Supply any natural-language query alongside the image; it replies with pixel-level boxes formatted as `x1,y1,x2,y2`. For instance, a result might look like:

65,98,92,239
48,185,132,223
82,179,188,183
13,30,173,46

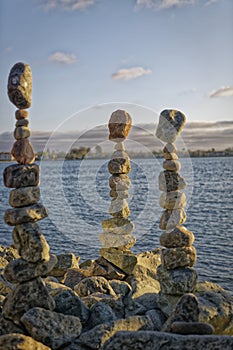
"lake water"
0,157,232,294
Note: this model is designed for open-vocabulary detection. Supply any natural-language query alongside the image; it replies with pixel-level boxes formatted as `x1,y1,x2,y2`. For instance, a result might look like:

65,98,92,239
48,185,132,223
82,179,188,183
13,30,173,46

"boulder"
109,279,131,297
0,316,27,336
171,321,214,335
161,246,197,269
81,293,124,319
87,301,117,329
99,233,136,249
100,248,137,274
74,276,116,297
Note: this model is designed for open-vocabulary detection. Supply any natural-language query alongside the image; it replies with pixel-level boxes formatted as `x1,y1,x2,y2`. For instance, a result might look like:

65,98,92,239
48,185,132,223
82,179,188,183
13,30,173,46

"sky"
0,0,233,134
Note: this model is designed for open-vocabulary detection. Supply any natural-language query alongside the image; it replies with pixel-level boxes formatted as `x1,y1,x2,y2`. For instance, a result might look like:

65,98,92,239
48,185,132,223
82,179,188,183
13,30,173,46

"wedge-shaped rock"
160,226,194,248
159,191,186,210
74,276,116,297
156,109,186,143
163,143,177,153
161,246,197,270
100,248,137,274
4,163,39,188
4,203,48,226
99,233,136,249
163,152,178,160
109,199,130,218
102,217,134,234
0,333,50,350
108,109,132,142
8,62,32,109
48,253,79,277
159,171,186,192
110,190,129,199
9,186,40,208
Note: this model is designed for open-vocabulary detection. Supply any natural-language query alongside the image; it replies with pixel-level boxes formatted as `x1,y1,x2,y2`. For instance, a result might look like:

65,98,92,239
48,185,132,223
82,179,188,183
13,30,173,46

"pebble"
14,126,30,140
15,118,29,127
109,199,130,218
159,208,186,230
109,174,130,190
160,225,194,248
11,139,35,165
159,171,186,192
4,203,48,226
9,186,40,208
15,109,28,120
156,109,186,143
159,191,186,209
108,109,132,142
163,160,181,172
108,158,131,174
161,246,197,269
8,62,32,109
114,142,125,151
163,143,177,153
4,163,40,188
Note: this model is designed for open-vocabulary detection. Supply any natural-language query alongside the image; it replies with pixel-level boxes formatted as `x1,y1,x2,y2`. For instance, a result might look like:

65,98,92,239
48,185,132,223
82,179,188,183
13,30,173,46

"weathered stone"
146,309,166,331
157,265,198,295
159,191,186,209
163,152,178,160
11,139,35,165
89,257,126,280
79,315,154,349
0,256,8,269
4,203,48,226
160,208,186,230
2,277,55,324
14,126,30,140
45,280,71,297
0,273,13,295
161,246,197,269
87,302,117,329
124,300,147,318
162,293,199,332
109,279,132,297
8,62,32,109
0,245,20,261
159,171,186,192
109,174,130,190
100,248,137,274
63,268,93,289
102,331,233,350
110,190,129,199
54,289,90,323
171,321,214,335
9,186,40,208
0,333,50,350
4,255,57,283
48,253,79,277
108,157,131,174
0,316,27,336
3,163,40,188
163,159,181,172
13,223,50,262
99,233,136,249
74,276,116,297
15,118,29,127
109,198,130,218
102,217,134,234
160,225,194,247
136,249,161,271
114,142,125,151
15,109,29,120
81,293,124,319
108,109,132,142
61,340,92,350
156,109,186,143
163,143,177,153
21,307,82,350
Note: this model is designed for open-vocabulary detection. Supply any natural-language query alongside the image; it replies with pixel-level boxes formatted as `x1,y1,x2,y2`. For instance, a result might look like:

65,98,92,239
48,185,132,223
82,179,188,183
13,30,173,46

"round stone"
163,160,181,172
159,171,186,192
159,209,186,230
161,246,197,269
108,109,132,142
14,126,30,140
108,158,131,175
15,109,29,120
11,139,35,165
159,192,186,209
163,143,177,153
15,119,29,127
156,109,186,143
164,152,178,160
109,174,130,190
8,62,32,109
109,199,130,218
160,226,194,248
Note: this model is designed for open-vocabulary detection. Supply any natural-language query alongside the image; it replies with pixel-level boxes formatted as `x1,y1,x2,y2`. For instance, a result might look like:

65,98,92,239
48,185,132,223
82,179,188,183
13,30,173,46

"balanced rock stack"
156,109,198,295
99,110,137,274
2,62,56,326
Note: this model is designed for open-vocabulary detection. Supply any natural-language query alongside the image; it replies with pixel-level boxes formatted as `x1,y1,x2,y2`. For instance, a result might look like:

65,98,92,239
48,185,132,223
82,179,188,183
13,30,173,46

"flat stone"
114,142,125,151
87,301,117,329
163,152,178,160
2,277,55,325
11,139,35,165
100,248,137,274
160,225,195,247
163,159,181,171
109,198,130,218
74,276,116,297
0,316,27,336
99,233,136,249
9,186,40,208
108,157,131,175
4,203,48,226
89,257,126,280
102,217,134,234
14,126,30,140
8,62,32,109
48,253,79,277
109,174,130,190
63,268,93,289
110,190,129,199
0,333,50,350
3,163,40,188
157,265,198,295
4,255,57,283
45,280,71,297
160,208,186,230
15,118,29,127
13,223,50,262
161,246,196,269
15,109,29,120
171,321,214,335
108,109,132,142
21,307,82,350
163,143,177,153
159,171,186,192
156,109,186,143
159,191,186,209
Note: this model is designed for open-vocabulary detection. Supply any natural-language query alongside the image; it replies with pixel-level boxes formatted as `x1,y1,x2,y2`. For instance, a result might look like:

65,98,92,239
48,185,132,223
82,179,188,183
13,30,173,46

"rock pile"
156,110,198,295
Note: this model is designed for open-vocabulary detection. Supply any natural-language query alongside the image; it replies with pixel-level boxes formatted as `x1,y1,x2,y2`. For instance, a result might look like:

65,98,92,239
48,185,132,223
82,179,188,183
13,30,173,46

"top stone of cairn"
8,62,32,109
156,109,186,143
108,109,132,142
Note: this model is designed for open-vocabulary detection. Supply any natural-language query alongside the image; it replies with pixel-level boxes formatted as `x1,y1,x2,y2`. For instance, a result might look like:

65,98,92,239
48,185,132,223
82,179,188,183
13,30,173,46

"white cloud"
42,0,95,11
112,67,152,81
48,51,77,64
209,86,233,98
136,0,195,9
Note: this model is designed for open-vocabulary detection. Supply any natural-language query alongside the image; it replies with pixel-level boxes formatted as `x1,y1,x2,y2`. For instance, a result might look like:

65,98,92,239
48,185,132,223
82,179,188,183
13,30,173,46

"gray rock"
8,62,32,109
108,109,132,142
45,280,71,298
161,246,197,269
160,225,194,248
3,163,40,188
99,233,136,249
114,142,125,151
48,253,79,277
21,307,82,350
100,248,137,274
146,309,166,331
91,257,126,280
109,279,131,297
0,316,27,336
163,159,181,172
12,223,50,262
15,118,29,127
159,171,186,192
124,300,147,318
87,302,117,329
9,186,40,208
62,340,92,350
101,331,233,350
108,157,131,175
0,333,51,350
0,273,13,296
156,109,186,143
159,191,186,210
4,203,48,226
159,208,186,230
102,217,134,234
74,276,116,297
109,198,130,218
171,321,214,334
54,289,90,323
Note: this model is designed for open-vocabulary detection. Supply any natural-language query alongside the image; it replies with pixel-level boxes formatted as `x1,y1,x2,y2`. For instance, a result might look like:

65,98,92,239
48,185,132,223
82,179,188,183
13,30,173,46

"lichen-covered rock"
156,109,186,143
171,321,214,335
0,273,13,296
160,226,194,248
0,333,51,350
4,203,48,226
102,217,134,234
159,192,186,210
3,163,40,188
81,293,124,319
48,253,79,277
0,316,27,336
161,246,197,269
109,198,130,218
100,248,137,274
108,109,132,142
163,159,181,171
99,233,136,249
74,276,116,297
11,139,35,165
45,280,71,298
163,152,179,160
21,307,82,350
109,280,132,297
159,208,186,230
90,257,126,280
108,157,131,175
9,186,40,208
136,249,161,272
8,62,32,109
159,171,186,192
87,302,117,329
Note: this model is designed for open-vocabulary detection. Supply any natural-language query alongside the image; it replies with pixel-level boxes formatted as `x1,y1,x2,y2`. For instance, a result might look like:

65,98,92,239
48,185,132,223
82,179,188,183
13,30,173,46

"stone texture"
21,307,82,350
4,255,57,283
163,159,181,172
99,233,136,249
109,279,131,297
108,109,132,142
85,257,126,280
11,139,35,165
100,248,137,274
8,62,32,109
109,198,130,218
163,143,177,153
87,302,117,329
114,142,125,151
146,309,165,331
109,174,130,190
0,316,27,336
9,186,40,208
109,190,129,199
0,245,20,261
163,152,179,160
161,246,197,269
156,109,186,143
108,157,131,175
0,333,51,350
159,191,186,209
160,208,186,230
159,171,186,192
13,223,50,262
4,203,48,226
160,226,195,248
0,273,13,296
14,126,30,140
157,265,198,295
63,268,94,289
74,276,116,297
3,163,40,188
2,277,55,324
15,109,28,120
48,253,79,277
15,118,29,127
171,321,214,335
102,217,134,234
81,293,124,319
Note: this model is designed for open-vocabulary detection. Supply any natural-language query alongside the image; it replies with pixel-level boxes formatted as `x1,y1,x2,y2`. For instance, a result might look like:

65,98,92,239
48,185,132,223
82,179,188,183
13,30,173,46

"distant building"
0,152,14,161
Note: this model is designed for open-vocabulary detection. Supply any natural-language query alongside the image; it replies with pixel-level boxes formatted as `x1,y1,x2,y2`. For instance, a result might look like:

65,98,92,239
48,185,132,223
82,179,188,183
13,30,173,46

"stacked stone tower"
2,62,56,326
156,110,198,295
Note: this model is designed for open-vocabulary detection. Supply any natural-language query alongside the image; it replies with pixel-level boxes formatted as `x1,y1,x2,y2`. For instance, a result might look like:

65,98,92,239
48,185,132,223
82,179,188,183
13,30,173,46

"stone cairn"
2,62,56,326
156,110,198,295
99,110,137,274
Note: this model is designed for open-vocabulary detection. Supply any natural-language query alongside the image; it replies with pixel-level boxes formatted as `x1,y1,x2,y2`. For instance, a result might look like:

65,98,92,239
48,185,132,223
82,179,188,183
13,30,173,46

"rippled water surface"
0,157,232,293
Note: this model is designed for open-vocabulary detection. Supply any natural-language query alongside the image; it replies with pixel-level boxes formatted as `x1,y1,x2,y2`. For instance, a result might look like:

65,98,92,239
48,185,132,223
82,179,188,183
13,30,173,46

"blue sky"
0,0,232,133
